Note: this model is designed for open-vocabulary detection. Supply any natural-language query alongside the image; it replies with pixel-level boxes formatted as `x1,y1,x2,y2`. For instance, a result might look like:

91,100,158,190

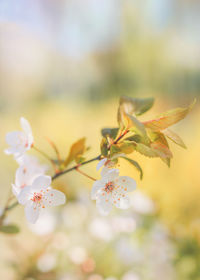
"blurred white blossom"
89,217,113,241
68,246,87,264
37,253,56,272
28,210,57,236
122,271,140,280
131,190,155,214
5,117,33,158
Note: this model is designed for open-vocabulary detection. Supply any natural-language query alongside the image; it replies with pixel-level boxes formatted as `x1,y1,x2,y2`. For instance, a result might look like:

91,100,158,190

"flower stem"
5,201,19,211
75,167,96,181
52,155,101,181
33,145,59,173
114,129,129,144
107,129,129,150
33,145,53,161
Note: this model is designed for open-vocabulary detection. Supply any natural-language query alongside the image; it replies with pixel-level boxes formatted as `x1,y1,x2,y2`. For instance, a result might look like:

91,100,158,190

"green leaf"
0,224,20,234
147,130,169,146
117,105,129,129
163,129,187,149
116,141,136,154
125,134,141,143
151,142,173,158
120,156,143,180
64,138,86,167
135,143,158,158
161,157,171,167
100,137,109,156
147,130,173,161
101,128,119,140
135,142,172,159
120,96,154,116
126,114,150,145
110,144,121,157
143,99,196,131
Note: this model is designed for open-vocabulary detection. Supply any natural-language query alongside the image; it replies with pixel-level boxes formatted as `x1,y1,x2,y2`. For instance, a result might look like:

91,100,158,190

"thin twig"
52,155,101,180
5,201,19,211
33,145,59,173
75,167,96,181
45,137,62,164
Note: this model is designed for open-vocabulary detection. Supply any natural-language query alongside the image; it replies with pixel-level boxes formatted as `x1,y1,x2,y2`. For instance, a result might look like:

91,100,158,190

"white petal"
96,158,107,171
115,176,136,192
20,117,34,145
32,175,51,190
114,195,130,209
25,201,40,223
12,184,20,197
4,147,18,155
91,180,105,200
15,165,32,187
44,189,66,207
101,168,119,182
96,192,112,216
18,186,31,205
5,131,22,146
20,117,32,135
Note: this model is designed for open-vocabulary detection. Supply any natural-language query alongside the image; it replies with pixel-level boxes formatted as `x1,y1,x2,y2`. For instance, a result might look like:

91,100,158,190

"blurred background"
0,0,200,279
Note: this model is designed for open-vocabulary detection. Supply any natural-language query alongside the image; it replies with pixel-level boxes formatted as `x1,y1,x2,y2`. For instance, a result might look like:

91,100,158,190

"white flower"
91,168,136,215
12,155,47,197
18,175,66,223
5,117,34,157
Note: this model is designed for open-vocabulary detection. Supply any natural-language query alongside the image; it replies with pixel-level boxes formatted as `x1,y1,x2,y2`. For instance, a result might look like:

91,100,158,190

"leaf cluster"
100,96,195,179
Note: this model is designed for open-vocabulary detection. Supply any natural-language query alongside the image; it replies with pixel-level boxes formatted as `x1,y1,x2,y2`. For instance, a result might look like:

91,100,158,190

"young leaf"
135,142,172,159
135,143,158,158
151,142,173,159
120,156,143,179
163,129,187,149
116,141,136,154
117,105,130,129
143,100,196,131
147,130,169,146
120,96,154,116
100,137,109,156
126,114,150,145
64,138,86,167
161,157,171,167
125,134,141,143
110,144,121,157
101,128,119,140
0,224,20,234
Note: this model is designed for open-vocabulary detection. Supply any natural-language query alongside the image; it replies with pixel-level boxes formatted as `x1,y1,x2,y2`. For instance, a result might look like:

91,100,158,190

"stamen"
31,192,43,203
105,181,115,193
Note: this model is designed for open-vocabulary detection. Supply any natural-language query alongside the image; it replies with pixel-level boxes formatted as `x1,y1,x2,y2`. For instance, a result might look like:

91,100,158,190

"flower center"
105,181,115,193
31,192,43,203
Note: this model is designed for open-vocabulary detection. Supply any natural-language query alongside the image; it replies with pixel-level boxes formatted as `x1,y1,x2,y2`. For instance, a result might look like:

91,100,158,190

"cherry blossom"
91,168,136,215
12,155,47,197
18,175,66,223
5,117,34,158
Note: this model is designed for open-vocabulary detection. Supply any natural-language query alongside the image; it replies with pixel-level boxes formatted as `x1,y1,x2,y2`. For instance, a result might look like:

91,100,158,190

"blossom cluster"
5,117,137,224
5,118,66,223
